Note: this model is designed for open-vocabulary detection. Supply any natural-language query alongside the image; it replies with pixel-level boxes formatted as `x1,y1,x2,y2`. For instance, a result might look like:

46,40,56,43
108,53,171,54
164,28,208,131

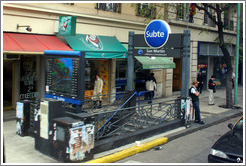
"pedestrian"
92,74,103,108
232,72,235,89
145,73,157,103
197,71,204,94
190,80,204,124
208,75,216,105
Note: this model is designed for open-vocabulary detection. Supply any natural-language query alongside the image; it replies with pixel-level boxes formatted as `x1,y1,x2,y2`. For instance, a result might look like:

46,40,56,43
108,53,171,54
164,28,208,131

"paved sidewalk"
2,86,244,163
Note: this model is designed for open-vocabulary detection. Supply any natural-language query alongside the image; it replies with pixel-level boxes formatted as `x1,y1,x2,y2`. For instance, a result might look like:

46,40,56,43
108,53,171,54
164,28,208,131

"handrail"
97,92,138,132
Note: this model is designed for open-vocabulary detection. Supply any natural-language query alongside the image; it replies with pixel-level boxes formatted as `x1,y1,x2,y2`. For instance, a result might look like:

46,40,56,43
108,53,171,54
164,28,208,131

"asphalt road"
116,116,242,163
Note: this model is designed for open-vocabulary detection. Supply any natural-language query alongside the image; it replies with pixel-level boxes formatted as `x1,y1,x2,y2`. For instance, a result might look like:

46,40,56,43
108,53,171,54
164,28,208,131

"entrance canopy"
3,33,72,54
64,34,128,59
135,56,175,69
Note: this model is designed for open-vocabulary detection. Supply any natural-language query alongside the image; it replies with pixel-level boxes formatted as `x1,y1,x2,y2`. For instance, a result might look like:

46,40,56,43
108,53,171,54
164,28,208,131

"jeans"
193,101,201,122
144,91,154,103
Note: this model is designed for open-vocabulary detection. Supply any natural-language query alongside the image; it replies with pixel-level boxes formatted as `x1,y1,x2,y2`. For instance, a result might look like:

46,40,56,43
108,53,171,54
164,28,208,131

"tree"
193,3,236,108
132,3,238,108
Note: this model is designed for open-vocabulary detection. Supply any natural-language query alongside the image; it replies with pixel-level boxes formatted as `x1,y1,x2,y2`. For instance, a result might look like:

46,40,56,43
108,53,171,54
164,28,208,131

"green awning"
64,34,128,59
135,56,176,69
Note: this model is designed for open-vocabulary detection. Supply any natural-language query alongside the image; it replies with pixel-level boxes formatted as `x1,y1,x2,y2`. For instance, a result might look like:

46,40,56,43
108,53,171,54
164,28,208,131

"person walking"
145,73,157,103
232,72,235,89
197,71,204,94
190,80,204,124
92,74,103,108
208,75,216,105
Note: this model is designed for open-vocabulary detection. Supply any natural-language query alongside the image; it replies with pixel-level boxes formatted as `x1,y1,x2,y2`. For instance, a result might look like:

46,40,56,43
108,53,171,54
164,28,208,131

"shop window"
96,3,121,13
137,3,156,19
116,60,127,79
116,60,127,92
85,60,99,90
19,57,39,100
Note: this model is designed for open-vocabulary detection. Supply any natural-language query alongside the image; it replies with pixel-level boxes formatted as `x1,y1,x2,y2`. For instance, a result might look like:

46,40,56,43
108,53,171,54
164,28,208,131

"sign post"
181,30,191,98
126,31,135,91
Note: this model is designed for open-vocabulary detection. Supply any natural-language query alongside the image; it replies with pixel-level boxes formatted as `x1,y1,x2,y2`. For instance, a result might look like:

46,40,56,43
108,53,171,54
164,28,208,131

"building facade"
2,3,238,111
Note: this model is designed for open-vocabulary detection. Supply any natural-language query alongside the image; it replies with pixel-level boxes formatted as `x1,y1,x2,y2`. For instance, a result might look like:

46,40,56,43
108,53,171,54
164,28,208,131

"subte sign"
144,20,171,48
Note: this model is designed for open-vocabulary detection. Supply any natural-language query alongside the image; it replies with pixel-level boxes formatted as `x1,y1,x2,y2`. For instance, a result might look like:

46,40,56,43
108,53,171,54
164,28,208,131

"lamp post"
234,3,241,105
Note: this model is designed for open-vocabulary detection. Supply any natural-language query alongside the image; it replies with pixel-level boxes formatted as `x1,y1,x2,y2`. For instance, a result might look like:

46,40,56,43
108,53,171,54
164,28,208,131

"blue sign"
45,94,81,105
144,20,171,48
138,49,143,55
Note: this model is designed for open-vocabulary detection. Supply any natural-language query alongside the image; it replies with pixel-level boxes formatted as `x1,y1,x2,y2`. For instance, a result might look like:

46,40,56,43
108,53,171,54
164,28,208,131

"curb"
86,109,242,163
167,110,243,142
86,137,168,163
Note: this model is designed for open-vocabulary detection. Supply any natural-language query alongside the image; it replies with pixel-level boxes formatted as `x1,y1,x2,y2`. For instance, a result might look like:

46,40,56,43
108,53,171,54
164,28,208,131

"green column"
234,3,241,105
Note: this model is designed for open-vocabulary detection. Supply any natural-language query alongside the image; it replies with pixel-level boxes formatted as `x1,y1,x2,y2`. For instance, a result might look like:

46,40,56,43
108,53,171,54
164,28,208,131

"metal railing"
92,98,181,140
82,91,130,113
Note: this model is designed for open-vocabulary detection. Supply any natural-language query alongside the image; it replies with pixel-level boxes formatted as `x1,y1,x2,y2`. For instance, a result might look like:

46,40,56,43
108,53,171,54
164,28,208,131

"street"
116,116,242,163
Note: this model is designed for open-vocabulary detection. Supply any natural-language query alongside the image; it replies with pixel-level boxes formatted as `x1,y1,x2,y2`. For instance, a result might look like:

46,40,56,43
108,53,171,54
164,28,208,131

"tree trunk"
193,3,234,108
216,6,233,108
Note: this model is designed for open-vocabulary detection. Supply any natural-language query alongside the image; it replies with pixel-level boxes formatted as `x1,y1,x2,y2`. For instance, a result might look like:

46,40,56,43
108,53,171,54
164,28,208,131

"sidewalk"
2,86,244,163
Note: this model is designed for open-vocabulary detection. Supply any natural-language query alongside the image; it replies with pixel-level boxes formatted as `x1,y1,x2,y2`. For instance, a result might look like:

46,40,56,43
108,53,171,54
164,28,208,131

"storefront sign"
144,20,171,48
133,34,182,57
59,16,76,36
133,48,181,57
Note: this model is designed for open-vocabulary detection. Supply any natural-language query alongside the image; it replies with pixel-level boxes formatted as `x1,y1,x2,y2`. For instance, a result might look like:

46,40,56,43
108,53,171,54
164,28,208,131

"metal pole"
126,31,135,91
181,30,191,98
234,3,241,105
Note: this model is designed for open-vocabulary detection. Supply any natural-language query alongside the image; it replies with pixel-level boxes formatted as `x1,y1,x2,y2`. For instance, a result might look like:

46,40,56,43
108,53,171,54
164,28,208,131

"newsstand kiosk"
35,50,94,162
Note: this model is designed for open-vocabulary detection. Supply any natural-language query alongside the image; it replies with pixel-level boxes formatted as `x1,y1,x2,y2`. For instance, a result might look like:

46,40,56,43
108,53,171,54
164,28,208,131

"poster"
68,124,95,161
16,102,24,119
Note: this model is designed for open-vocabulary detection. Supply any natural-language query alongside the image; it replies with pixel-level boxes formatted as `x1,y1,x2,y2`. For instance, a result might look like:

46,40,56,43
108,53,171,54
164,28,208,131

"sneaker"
195,120,199,123
198,121,205,125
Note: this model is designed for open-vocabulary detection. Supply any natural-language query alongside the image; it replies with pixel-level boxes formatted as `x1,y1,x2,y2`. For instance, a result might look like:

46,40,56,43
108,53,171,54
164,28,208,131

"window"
116,60,127,79
97,3,121,13
203,6,216,27
224,9,234,31
204,6,209,25
199,42,235,56
137,3,156,18
176,3,189,21
85,60,99,90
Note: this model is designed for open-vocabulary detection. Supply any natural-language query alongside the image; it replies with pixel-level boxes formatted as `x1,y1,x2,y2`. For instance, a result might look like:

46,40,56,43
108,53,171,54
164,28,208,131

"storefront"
63,34,128,96
198,41,235,89
3,32,72,111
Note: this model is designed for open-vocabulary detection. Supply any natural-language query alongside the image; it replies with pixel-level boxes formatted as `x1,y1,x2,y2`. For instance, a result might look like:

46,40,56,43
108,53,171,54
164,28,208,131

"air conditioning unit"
3,54,20,60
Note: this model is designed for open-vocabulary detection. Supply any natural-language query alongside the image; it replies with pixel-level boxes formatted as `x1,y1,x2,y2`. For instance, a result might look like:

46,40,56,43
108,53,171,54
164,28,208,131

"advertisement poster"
16,102,24,119
69,124,94,161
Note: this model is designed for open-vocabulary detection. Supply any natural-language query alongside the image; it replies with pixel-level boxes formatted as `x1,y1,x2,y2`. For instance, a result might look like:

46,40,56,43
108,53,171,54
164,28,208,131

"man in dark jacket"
208,75,216,105
197,71,204,94
190,80,204,124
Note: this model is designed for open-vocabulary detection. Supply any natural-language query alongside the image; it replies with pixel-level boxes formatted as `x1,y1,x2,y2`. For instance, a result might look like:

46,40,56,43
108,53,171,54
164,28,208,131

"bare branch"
202,3,217,11
193,3,218,25
221,4,230,12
